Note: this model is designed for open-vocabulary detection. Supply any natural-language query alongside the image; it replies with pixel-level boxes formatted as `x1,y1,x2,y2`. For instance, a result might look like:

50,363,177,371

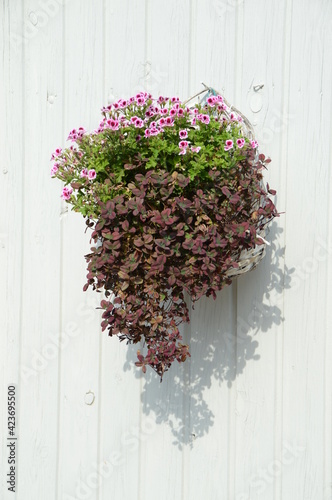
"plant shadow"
123,221,293,449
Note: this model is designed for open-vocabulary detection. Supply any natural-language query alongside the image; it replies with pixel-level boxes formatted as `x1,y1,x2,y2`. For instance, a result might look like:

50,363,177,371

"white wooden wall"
1,1,332,499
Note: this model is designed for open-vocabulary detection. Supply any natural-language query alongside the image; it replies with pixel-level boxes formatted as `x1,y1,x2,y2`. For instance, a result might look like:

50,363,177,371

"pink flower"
165,117,174,126
224,139,234,151
179,149,187,155
51,148,62,160
77,126,86,133
158,117,166,126
216,94,223,103
130,116,138,124
230,112,238,122
50,164,59,176
88,169,96,180
236,138,245,149
170,108,177,117
134,118,144,128
150,121,157,128
61,186,73,200
144,129,151,138
150,128,160,136
158,96,165,103
171,96,179,103
201,114,210,124
113,102,120,110
67,129,78,141
207,96,217,106
191,117,196,126
251,140,259,149
177,108,184,116
136,96,146,106
179,129,188,139
161,108,168,115
191,146,201,153
80,168,88,178
107,118,119,130
101,105,111,113
179,140,189,149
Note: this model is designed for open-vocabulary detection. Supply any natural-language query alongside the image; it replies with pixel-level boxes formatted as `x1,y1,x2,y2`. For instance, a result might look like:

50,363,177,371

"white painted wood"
0,3,24,499
1,1,332,499
234,1,289,499
2,0,65,498
98,2,145,500
137,3,192,500
280,1,332,499
56,2,104,500
185,3,239,499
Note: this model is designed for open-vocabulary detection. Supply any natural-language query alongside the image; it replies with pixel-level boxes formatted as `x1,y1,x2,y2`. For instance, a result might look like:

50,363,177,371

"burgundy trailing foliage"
84,154,278,379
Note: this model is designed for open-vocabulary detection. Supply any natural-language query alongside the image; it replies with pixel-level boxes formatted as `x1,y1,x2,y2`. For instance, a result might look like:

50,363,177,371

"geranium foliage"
51,91,278,379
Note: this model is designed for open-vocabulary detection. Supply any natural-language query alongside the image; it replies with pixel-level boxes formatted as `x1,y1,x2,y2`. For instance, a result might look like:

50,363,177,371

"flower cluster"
51,91,278,378
50,91,259,215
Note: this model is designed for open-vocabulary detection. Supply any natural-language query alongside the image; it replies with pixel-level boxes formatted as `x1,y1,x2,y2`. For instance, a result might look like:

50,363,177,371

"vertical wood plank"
10,1,64,499
98,2,146,500
57,1,104,499
281,1,332,498
134,2,192,500
0,2,24,499
185,2,238,499
234,0,288,498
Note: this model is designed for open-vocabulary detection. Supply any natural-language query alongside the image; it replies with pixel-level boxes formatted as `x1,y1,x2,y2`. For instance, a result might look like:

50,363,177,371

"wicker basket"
185,83,271,280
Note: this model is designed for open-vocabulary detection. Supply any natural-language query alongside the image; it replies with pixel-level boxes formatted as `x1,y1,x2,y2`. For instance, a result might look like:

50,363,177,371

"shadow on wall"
123,221,293,449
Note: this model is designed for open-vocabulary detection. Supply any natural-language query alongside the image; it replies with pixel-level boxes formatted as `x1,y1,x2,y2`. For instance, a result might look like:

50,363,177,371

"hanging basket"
51,84,278,379
184,84,272,280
